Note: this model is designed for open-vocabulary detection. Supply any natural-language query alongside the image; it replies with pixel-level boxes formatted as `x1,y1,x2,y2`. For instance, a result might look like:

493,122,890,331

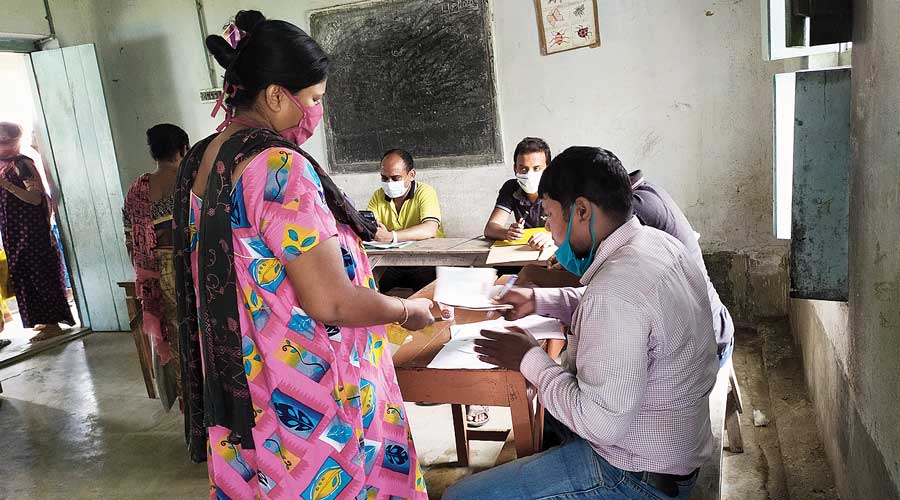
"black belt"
628,468,699,498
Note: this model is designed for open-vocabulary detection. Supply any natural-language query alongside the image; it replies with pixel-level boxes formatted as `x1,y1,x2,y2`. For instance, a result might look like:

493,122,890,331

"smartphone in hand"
359,210,377,225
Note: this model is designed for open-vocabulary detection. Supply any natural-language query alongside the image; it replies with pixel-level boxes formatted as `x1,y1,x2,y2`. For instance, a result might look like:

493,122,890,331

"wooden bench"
689,358,744,499
117,281,156,399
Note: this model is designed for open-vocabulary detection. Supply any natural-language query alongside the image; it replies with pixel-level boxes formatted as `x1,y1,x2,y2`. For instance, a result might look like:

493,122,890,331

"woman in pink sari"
172,11,434,499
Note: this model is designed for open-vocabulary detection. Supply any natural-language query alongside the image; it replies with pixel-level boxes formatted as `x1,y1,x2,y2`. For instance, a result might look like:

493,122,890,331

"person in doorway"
173,11,433,498
367,149,444,293
123,123,190,411
445,147,718,500
483,137,554,250
0,122,74,343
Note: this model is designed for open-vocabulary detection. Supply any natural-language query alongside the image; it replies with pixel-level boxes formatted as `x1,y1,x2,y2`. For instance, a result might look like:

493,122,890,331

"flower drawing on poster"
536,0,601,55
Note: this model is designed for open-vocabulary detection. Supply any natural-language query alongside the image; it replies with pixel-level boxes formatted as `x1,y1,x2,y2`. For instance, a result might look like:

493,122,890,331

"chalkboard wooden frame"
310,0,504,173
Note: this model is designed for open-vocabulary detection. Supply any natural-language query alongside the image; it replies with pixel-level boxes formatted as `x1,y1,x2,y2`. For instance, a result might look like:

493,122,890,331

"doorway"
0,51,85,364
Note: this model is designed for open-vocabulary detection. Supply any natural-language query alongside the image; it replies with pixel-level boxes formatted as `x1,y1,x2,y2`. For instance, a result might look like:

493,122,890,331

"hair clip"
222,22,246,50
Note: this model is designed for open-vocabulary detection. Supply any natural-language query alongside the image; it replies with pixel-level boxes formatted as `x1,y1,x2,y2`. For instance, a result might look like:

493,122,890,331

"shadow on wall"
85,1,192,190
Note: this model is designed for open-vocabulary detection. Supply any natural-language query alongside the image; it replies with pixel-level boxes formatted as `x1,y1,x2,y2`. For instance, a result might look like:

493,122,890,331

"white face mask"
382,180,409,199
516,171,543,194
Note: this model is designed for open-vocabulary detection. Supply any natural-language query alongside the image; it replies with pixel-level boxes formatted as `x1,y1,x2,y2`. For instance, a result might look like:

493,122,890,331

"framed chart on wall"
535,0,601,55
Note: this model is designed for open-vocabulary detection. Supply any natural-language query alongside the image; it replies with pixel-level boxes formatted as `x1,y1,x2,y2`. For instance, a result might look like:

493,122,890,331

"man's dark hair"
382,149,414,172
539,146,633,221
146,123,189,161
513,137,551,165
206,10,329,109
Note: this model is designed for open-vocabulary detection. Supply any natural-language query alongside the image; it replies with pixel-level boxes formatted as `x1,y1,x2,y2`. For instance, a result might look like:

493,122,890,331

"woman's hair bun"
206,35,236,69
235,10,266,34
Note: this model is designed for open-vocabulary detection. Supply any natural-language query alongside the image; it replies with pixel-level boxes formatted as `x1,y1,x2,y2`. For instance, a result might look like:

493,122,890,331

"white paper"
426,337,496,370
427,316,565,370
433,267,511,310
451,316,565,342
363,240,414,250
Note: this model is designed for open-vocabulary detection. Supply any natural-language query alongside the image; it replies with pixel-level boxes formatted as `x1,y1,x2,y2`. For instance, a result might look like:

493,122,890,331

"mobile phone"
359,210,376,224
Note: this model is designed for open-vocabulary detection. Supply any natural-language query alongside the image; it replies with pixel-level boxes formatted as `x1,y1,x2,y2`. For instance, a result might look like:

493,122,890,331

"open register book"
486,228,556,265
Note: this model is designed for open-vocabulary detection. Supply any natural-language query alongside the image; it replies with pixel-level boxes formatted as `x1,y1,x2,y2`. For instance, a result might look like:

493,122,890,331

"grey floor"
0,326,836,500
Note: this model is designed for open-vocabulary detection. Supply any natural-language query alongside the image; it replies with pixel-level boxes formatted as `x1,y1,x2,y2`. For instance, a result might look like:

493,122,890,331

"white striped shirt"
520,216,718,475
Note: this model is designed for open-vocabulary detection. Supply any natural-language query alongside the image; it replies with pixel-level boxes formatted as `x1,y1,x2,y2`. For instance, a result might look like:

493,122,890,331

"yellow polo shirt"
367,181,445,237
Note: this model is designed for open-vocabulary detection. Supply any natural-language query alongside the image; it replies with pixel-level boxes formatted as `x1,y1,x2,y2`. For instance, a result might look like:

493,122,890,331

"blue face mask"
555,204,596,276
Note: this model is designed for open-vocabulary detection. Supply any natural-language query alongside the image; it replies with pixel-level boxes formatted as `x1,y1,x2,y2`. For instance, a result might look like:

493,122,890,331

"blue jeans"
442,438,697,500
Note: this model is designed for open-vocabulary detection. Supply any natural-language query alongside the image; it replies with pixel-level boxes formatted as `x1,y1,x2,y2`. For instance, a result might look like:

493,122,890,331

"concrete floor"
0,327,836,500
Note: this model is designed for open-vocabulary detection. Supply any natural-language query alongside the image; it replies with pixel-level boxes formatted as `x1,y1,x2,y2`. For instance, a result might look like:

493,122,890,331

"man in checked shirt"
444,146,719,500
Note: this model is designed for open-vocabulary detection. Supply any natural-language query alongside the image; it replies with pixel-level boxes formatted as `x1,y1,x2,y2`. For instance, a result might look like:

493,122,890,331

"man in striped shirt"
444,146,719,500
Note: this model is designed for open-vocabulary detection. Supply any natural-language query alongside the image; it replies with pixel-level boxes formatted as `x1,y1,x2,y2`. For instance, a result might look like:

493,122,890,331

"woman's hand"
24,179,42,192
402,298,436,330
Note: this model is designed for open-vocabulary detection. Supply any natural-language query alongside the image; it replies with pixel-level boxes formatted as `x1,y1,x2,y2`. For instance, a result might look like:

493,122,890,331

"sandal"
29,325,66,343
466,405,491,428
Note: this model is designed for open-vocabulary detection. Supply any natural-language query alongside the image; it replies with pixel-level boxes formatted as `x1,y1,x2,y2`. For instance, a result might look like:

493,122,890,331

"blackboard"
310,0,503,173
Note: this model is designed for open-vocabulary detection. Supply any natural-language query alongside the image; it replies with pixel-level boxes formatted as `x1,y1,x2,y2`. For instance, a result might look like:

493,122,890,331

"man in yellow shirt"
367,149,444,292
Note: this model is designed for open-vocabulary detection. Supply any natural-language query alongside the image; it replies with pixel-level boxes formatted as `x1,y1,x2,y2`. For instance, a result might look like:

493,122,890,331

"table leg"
133,327,156,399
507,376,537,458
451,404,470,467
533,401,545,452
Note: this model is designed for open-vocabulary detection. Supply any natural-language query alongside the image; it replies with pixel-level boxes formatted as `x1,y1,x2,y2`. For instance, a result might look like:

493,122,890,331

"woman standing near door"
0,121,74,342
123,123,189,410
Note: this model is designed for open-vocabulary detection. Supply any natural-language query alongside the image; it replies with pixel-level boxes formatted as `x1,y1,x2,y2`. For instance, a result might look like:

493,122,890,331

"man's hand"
545,254,563,270
474,329,540,371
373,222,393,242
528,231,553,250
506,219,525,241
490,287,535,321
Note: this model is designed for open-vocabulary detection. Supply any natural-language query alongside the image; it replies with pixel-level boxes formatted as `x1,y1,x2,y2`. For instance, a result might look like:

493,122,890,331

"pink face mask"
280,91,323,146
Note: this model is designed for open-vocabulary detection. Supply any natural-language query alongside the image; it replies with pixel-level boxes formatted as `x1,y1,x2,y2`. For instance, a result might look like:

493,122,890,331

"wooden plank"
31,45,130,331
790,68,851,301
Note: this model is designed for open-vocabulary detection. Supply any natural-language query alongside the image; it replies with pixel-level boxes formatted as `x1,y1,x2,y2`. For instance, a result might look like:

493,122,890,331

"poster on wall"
535,0,601,55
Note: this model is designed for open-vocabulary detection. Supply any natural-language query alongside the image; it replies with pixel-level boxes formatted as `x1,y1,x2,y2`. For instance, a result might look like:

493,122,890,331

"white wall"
0,0,50,38
22,0,791,261
46,0,219,191
287,0,791,254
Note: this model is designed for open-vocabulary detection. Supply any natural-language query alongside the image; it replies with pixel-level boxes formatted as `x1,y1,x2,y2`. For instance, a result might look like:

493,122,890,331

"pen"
493,275,518,300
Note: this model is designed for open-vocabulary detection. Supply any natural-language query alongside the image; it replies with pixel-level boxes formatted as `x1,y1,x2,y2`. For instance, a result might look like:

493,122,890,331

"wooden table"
392,281,564,466
366,237,492,269
366,236,548,271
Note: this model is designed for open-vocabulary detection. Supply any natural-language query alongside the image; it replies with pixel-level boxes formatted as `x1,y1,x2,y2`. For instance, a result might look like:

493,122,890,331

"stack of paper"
433,267,512,311
363,240,414,250
486,229,556,265
485,245,556,265
427,316,565,370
